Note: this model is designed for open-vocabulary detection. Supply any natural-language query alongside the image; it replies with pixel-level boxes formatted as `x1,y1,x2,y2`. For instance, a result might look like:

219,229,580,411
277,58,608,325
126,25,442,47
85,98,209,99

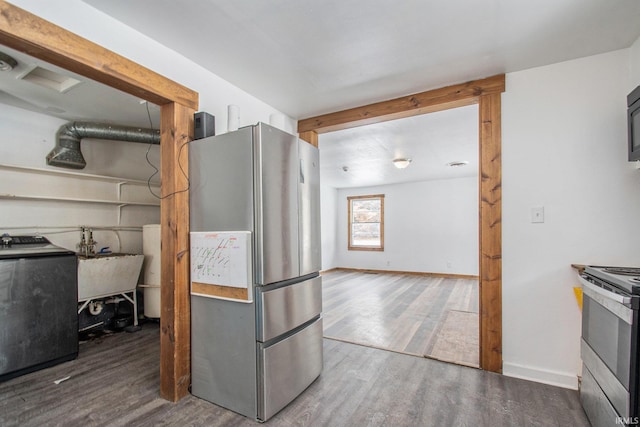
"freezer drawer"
258,317,323,421
191,295,257,419
256,275,322,342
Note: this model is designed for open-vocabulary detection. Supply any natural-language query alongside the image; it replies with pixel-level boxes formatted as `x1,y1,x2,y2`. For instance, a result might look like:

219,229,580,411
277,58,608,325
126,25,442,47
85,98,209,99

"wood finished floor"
0,322,589,426
322,270,479,367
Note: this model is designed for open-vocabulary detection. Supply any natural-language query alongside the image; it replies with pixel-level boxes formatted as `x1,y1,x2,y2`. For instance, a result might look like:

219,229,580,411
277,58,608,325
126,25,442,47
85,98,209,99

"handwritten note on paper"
190,231,251,288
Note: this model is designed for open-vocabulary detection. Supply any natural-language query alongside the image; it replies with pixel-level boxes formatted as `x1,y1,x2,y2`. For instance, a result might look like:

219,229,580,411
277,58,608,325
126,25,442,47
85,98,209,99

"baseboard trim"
503,361,579,390
322,267,479,280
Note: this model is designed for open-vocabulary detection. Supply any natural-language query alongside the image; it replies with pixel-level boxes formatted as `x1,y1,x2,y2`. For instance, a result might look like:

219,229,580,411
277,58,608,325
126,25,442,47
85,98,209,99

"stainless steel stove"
580,265,640,426
585,265,640,296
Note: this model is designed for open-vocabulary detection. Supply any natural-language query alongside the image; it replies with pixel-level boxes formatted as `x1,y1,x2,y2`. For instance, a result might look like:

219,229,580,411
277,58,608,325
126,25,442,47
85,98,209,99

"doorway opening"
317,104,480,367
298,75,504,373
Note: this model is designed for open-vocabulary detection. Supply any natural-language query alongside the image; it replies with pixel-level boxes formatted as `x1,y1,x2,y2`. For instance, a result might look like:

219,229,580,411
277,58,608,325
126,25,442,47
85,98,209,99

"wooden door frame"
298,74,504,372
0,1,197,400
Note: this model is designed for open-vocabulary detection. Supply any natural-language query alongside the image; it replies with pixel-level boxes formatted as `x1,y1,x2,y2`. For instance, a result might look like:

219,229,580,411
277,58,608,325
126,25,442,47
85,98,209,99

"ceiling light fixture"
0,52,18,72
447,160,469,167
393,158,412,169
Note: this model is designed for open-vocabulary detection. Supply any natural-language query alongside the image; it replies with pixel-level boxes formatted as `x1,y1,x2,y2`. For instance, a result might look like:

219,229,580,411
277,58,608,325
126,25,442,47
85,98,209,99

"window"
348,194,384,251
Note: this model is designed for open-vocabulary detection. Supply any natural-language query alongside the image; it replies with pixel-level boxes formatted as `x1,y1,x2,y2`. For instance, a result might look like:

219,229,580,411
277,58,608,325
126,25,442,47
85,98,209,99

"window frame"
347,194,385,251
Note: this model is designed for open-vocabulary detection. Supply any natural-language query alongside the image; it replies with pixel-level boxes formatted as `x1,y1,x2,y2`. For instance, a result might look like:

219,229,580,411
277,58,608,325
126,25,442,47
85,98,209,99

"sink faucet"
79,227,97,256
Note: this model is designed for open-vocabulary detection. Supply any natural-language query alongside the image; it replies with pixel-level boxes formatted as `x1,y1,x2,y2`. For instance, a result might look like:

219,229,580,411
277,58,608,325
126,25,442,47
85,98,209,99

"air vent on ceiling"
19,66,82,93
447,160,469,167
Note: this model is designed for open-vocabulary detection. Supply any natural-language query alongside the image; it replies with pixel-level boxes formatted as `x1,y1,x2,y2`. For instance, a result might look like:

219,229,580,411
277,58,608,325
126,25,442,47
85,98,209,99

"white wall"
630,35,640,90
502,48,640,389
329,177,478,275
0,103,161,253
320,185,339,270
1,103,161,179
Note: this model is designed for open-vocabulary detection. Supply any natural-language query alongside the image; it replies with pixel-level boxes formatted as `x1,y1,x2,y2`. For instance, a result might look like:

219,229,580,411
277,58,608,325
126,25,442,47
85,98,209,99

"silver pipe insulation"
46,121,160,169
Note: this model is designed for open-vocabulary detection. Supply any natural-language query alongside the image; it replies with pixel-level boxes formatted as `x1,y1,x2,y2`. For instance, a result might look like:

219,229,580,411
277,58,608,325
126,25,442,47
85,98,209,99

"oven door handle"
580,277,631,305
580,277,634,324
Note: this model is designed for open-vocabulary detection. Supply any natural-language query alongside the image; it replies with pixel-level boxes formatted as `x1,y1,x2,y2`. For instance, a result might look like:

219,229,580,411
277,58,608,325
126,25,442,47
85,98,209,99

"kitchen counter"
571,263,586,274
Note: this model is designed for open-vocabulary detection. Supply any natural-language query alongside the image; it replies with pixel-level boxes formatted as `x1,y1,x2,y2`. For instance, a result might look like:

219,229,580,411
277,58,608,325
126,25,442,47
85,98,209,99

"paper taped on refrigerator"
190,231,251,288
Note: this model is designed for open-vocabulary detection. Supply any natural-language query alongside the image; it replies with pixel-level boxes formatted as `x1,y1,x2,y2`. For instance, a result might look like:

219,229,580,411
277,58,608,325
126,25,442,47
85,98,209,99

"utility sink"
77,253,144,301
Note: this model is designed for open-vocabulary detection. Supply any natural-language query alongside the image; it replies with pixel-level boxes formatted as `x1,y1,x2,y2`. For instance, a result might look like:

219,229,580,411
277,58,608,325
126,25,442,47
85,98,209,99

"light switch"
531,207,544,223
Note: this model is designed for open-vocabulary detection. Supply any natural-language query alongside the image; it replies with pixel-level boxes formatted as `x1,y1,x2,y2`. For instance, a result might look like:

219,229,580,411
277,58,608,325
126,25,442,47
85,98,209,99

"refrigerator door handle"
299,158,305,184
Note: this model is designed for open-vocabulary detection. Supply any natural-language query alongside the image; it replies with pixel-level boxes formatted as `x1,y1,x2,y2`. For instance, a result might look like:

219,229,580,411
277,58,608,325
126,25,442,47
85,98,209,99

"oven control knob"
1,234,12,247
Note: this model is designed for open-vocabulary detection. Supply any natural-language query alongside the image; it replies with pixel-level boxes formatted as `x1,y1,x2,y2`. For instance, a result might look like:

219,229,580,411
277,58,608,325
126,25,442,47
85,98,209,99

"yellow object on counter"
573,287,583,310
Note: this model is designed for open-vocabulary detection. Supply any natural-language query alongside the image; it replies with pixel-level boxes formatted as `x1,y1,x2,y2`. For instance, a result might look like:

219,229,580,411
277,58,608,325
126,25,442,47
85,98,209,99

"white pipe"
79,321,104,332
88,301,103,316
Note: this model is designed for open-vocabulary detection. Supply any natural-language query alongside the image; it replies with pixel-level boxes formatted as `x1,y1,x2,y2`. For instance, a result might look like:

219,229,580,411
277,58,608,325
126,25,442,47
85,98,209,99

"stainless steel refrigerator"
189,122,322,422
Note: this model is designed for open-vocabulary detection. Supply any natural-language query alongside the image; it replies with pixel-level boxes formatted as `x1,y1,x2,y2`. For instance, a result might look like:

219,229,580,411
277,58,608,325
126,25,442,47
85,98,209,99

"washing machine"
0,234,78,381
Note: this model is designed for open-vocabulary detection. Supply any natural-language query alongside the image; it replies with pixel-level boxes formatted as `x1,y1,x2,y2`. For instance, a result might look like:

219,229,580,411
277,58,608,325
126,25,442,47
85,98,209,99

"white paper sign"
190,231,251,288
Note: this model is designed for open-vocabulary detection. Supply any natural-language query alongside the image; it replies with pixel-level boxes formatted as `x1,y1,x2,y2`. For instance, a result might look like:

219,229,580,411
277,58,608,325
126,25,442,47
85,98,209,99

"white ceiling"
78,0,640,188
2,1,639,187
84,0,640,118
0,46,161,128
319,105,478,188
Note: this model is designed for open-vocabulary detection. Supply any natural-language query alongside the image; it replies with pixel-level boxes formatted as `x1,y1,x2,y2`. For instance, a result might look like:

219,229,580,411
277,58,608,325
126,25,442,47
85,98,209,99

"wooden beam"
298,74,505,134
299,130,319,147
0,1,198,110
478,93,502,373
160,102,194,401
298,75,505,374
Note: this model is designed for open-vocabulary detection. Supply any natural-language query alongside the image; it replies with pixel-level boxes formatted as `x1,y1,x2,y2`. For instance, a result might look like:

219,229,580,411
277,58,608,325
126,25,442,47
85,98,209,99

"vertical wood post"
160,102,194,401
478,93,502,373
299,130,319,147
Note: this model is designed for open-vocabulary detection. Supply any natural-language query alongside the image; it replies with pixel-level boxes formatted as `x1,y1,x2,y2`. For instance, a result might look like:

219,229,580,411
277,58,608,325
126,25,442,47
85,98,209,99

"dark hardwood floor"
322,270,479,367
0,322,588,426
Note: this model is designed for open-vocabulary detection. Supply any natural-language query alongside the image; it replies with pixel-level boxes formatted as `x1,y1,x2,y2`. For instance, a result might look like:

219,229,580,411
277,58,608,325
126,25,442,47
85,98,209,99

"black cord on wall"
143,101,191,199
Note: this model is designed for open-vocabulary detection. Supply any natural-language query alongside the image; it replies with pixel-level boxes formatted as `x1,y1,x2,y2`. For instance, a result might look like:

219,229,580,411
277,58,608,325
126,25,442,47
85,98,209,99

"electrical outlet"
531,207,544,223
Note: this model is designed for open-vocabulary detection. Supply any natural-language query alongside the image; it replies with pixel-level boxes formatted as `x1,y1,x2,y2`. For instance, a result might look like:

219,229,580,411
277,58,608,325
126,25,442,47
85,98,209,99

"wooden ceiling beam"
298,74,505,134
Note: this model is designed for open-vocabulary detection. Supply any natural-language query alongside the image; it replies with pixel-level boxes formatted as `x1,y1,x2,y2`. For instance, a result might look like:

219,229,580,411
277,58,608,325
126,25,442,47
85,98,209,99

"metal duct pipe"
46,121,160,169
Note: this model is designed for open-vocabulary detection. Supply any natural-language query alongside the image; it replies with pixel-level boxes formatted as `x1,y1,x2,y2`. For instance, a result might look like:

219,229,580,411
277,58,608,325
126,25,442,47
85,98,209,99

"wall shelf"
0,193,160,207
0,162,159,186
0,162,161,208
